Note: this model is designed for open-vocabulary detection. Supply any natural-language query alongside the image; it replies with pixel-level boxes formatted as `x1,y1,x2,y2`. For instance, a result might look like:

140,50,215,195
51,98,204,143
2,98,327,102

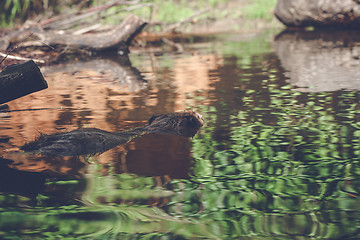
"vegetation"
0,0,279,31
242,0,278,20
0,0,68,27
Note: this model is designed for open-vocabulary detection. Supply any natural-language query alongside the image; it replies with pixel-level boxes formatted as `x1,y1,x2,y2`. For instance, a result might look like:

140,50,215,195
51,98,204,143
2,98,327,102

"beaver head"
146,110,204,137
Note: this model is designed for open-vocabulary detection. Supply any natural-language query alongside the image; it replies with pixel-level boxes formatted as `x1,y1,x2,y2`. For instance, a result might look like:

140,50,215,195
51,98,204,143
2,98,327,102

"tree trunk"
0,60,48,104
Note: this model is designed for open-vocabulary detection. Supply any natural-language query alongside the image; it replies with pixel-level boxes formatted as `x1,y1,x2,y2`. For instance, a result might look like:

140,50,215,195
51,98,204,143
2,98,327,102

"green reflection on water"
1,31,360,239
186,56,360,238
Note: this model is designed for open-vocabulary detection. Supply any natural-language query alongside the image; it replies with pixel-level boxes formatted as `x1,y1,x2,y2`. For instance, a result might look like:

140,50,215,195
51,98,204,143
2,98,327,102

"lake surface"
1,29,360,239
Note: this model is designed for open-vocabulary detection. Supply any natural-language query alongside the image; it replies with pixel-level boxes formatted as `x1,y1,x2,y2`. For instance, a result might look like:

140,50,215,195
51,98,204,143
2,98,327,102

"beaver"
20,110,204,156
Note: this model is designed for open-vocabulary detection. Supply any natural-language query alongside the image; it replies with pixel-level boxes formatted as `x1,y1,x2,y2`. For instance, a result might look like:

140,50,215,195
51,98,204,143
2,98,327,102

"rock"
275,0,360,28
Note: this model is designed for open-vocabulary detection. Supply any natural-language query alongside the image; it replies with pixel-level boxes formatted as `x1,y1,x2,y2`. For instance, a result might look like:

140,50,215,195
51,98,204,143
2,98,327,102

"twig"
163,8,211,32
0,33,34,65
0,33,53,64
101,2,153,20
41,0,141,30
161,38,184,53
40,0,126,26
53,46,70,62
36,40,55,50
0,52,45,63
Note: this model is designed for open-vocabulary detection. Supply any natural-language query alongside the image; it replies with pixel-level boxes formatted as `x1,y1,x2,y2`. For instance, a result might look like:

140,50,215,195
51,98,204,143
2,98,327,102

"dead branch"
42,14,146,50
0,52,45,63
0,15,146,52
161,38,184,53
163,8,211,32
41,0,139,29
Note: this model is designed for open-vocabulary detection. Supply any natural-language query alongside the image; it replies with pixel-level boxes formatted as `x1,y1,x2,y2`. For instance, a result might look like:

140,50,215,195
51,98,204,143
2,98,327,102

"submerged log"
0,60,48,104
20,110,204,156
0,15,146,52
275,0,360,28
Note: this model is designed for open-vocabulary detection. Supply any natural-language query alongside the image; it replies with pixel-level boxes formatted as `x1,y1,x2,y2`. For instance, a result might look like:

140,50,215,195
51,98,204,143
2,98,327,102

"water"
1,29,360,239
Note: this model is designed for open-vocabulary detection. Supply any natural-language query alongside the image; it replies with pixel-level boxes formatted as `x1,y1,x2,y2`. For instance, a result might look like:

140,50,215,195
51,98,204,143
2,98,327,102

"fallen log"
0,60,48,104
0,15,146,52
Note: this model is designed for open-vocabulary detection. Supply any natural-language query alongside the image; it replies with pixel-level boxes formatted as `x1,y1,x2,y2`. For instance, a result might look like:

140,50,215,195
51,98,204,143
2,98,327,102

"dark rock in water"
20,110,204,156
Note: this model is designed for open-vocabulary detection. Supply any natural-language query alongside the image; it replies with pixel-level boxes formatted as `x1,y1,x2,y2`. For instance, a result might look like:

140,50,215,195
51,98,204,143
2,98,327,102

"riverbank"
123,0,282,34
0,0,282,34
0,0,283,67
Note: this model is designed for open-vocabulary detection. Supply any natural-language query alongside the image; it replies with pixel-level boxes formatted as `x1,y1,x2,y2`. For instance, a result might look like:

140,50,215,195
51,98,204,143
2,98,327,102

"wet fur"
20,110,204,156
145,110,204,137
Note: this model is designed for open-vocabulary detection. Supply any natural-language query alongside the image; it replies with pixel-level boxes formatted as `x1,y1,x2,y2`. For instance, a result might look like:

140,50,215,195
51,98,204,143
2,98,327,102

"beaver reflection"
20,110,204,156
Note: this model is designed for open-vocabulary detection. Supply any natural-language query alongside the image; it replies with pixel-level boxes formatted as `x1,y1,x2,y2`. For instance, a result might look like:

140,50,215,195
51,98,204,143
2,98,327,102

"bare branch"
163,8,211,32
0,52,45,63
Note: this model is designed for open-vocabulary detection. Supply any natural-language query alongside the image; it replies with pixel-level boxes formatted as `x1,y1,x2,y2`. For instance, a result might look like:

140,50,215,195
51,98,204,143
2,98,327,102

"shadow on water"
0,157,46,203
41,55,148,93
1,30,360,239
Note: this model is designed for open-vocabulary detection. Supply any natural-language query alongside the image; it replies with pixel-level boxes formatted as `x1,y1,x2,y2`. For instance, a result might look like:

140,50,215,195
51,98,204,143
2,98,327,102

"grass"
241,0,278,20
1,0,31,27
132,0,278,23
0,0,279,31
151,0,195,23
117,0,279,32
